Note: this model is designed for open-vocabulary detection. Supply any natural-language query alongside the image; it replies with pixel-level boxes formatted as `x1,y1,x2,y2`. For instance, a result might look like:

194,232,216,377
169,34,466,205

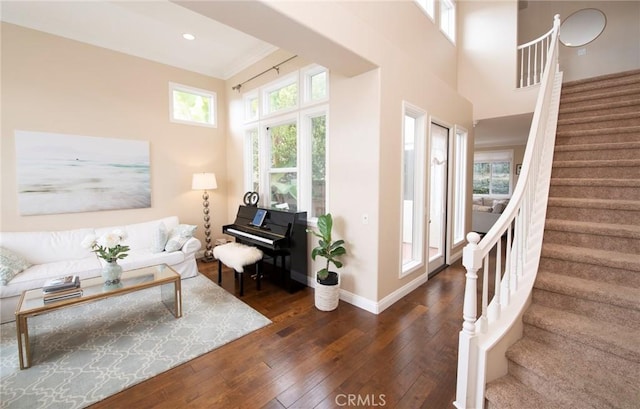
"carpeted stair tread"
554,140,640,152
541,243,640,272
505,337,639,408
560,86,640,105
557,111,639,126
535,270,640,311
485,375,560,409
523,304,640,362
559,97,640,115
562,69,640,94
550,177,640,187
556,124,640,138
545,218,640,239
553,159,640,168
547,197,640,211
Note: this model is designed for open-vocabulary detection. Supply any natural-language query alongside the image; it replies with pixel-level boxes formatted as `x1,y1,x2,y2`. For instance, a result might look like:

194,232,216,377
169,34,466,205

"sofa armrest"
181,237,202,256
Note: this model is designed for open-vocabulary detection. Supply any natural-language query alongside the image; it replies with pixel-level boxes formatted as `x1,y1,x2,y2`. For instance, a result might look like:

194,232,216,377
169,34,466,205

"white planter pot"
315,281,339,311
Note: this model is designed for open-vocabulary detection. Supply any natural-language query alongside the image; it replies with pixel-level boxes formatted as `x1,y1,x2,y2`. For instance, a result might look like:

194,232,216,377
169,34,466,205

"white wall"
0,23,227,248
458,0,539,121
519,0,640,82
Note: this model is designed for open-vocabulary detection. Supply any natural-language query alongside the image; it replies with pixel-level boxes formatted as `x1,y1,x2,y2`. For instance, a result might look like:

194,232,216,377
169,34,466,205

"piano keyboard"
225,228,275,245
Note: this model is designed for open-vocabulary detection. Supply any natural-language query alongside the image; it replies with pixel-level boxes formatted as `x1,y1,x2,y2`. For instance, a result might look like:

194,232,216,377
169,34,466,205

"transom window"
244,65,329,219
169,82,216,127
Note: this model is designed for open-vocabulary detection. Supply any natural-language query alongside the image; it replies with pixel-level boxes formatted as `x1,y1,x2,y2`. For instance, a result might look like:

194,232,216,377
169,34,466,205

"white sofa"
472,197,510,234
0,216,201,323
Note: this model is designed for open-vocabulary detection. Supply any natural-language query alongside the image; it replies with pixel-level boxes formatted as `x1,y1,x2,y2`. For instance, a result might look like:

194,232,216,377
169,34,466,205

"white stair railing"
454,15,562,409
517,17,558,88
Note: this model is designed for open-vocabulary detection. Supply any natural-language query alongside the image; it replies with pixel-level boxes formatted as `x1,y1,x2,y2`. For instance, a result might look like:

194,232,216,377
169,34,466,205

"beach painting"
16,131,151,215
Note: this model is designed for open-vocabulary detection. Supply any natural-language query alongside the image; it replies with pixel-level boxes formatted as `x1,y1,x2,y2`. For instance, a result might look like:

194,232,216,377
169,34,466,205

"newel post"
454,232,483,408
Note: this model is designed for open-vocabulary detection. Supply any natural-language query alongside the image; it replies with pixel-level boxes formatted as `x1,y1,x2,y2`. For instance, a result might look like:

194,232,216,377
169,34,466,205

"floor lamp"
192,172,217,262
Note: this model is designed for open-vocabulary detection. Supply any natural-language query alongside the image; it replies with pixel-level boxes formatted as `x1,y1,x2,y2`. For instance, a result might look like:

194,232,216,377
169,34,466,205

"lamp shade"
192,173,217,190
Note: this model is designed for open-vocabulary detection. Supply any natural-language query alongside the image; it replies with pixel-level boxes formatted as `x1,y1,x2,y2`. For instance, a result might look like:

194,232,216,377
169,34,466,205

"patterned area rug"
0,274,271,409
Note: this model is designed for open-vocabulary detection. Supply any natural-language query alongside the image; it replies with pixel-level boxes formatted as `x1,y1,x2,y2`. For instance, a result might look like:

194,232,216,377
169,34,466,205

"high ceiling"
0,1,278,80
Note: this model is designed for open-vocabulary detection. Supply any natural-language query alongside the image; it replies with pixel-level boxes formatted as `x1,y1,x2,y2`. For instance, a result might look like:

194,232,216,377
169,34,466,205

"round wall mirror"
560,8,606,47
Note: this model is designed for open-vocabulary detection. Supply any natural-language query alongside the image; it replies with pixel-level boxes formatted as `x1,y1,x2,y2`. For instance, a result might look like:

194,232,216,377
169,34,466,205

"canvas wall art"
15,131,151,215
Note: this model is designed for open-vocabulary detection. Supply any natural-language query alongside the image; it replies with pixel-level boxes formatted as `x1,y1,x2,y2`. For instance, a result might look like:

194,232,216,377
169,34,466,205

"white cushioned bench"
213,242,263,296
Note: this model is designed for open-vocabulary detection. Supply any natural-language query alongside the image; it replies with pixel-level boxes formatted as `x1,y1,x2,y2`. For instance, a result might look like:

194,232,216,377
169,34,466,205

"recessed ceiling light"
182,33,195,41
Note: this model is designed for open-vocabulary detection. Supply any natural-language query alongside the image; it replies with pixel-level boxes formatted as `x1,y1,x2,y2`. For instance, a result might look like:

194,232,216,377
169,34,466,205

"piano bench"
213,242,264,296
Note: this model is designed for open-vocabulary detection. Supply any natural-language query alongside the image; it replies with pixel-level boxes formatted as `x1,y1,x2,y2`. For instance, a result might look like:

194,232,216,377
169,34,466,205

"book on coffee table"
43,288,83,303
43,275,81,293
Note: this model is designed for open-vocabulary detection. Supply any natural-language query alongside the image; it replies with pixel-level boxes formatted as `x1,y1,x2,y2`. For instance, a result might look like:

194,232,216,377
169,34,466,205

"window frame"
414,0,435,21
262,72,299,118
302,64,330,106
169,82,217,128
243,65,329,222
439,0,456,44
452,126,468,246
473,150,514,198
400,101,427,277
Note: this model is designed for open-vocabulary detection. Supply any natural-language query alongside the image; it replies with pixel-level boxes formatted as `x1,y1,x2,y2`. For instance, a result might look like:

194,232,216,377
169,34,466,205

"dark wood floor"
89,259,467,409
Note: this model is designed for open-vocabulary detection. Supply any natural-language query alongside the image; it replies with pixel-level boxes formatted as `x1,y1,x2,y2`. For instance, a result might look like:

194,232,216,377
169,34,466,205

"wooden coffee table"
15,264,182,369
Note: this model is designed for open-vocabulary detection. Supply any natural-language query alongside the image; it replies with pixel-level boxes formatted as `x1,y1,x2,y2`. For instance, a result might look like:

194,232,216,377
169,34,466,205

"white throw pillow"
0,247,32,286
150,223,169,253
164,224,197,252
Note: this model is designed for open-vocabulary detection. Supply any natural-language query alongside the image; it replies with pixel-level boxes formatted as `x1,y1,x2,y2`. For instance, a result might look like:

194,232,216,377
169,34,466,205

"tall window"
244,65,329,219
401,102,427,276
473,150,513,197
453,127,468,245
440,0,456,43
169,82,216,127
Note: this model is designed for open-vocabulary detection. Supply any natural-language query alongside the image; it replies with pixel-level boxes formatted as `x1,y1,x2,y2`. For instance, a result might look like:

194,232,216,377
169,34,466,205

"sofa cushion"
95,217,179,251
110,249,185,271
0,228,95,265
0,257,102,298
491,199,509,214
150,223,169,253
473,204,493,213
165,224,197,252
0,247,32,285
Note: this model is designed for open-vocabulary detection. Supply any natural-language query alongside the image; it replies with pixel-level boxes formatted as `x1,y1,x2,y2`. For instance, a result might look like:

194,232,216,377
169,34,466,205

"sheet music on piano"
222,205,308,292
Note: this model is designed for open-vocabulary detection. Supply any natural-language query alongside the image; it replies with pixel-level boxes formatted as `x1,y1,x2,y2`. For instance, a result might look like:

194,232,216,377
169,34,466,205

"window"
401,102,427,276
243,65,329,220
303,65,329,103
169,82,216,127
263,73,298,116
415,0,435,19
440,0,456,43
268,119,298,210
473,150,513,196
453,126,468,245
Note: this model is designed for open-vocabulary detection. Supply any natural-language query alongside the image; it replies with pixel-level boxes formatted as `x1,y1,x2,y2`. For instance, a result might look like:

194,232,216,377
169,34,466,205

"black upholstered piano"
222,205,308,292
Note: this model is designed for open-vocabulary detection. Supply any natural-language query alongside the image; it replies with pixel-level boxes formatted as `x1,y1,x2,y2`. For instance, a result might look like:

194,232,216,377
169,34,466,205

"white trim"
453,125,469,247
439,0,456,44
301,64,329,106
400,101,428,278
414,0,435,22
305,272,428,315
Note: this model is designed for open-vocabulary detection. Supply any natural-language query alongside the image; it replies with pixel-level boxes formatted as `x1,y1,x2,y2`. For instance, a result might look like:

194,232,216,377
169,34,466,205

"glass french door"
428,123,449,274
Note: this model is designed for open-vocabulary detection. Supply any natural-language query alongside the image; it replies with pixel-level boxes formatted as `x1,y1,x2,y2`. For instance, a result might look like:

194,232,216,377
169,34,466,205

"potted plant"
307,213,347,311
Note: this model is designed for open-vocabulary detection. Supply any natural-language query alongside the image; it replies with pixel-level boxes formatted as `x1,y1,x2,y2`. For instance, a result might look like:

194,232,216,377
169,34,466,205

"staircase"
485,70,640,408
